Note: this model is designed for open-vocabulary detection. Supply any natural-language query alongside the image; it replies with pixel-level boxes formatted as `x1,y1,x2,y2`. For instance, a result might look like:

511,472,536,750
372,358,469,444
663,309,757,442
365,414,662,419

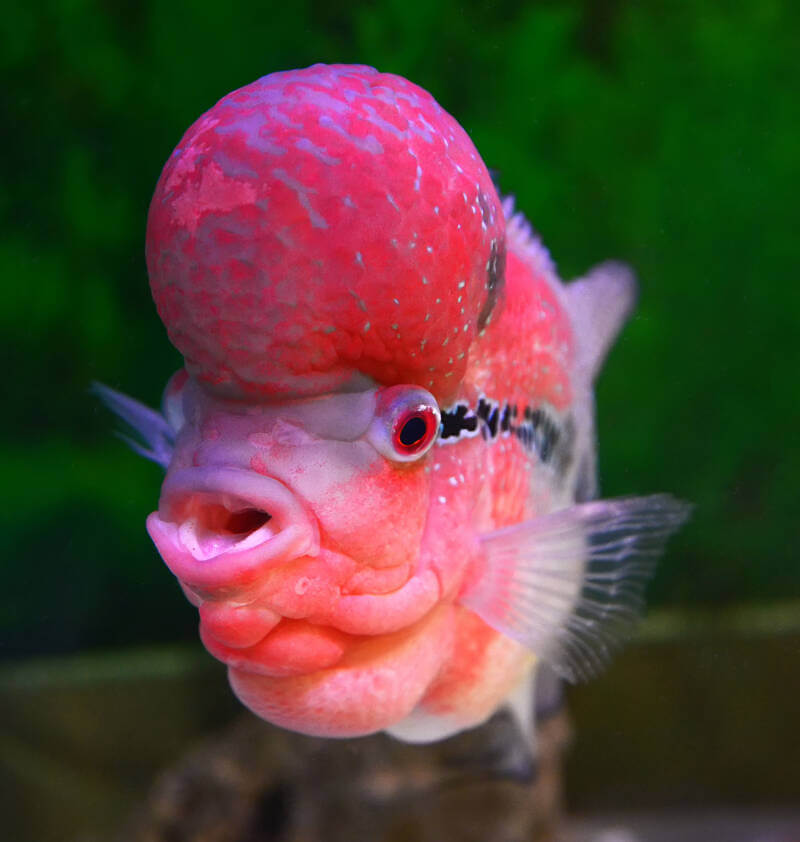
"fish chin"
227,604,453,738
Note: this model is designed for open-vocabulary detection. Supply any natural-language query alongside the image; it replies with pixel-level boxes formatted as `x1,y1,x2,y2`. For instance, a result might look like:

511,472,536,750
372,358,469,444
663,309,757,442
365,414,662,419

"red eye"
368,386,441,463
393,407,439,455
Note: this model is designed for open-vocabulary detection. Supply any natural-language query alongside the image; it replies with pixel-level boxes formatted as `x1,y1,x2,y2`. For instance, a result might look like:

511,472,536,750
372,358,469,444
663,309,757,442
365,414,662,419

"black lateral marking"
500,403,511,432
439,395,574,478
440,403,479,440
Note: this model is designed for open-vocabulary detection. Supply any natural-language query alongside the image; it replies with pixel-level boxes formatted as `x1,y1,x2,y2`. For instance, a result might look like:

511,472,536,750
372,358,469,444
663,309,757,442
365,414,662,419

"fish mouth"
147,467,319,600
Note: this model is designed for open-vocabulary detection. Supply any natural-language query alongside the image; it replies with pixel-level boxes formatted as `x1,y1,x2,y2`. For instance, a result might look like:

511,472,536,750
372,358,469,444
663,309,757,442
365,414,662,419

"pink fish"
98,64,689,741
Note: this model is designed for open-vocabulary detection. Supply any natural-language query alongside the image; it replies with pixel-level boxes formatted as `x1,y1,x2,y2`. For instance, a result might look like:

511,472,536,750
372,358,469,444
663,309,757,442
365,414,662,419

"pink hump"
147,64,505,402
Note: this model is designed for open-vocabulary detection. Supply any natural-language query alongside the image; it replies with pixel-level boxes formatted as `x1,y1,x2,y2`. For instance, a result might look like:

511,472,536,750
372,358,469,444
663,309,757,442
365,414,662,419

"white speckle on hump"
363,321,371,332
417,114,437,139
386,192,400,212
426,245,433,253
295,137,340,166
362,104,405,139
438,496,447,504
271,167,328,229
355,251,365,269
348,290,367,311
319,114,384,154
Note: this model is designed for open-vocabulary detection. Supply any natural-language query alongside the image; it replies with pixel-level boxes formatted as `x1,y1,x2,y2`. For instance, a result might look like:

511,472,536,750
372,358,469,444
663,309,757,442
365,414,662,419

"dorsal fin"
502,196,558,281
563,262,637,381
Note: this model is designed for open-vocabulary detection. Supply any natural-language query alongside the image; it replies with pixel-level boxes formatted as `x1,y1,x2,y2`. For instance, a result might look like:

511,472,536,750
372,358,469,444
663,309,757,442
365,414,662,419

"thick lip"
147,467,319,598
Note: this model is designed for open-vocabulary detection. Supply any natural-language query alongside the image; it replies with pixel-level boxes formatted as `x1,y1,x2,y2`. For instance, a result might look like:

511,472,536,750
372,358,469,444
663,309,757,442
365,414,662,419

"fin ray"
563,262,637,380
92,382,175,468
462,495,691,682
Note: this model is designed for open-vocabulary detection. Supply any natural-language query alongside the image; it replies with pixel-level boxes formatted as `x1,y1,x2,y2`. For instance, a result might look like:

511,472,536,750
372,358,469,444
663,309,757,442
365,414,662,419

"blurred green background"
1,0,798,660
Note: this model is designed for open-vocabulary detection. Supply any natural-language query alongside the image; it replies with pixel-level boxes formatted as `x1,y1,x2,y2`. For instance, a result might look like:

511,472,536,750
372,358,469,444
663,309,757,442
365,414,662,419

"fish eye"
368,386,441,463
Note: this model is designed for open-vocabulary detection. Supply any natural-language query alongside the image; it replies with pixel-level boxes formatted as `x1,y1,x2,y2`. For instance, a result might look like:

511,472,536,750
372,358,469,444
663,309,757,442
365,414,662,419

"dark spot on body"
477,237,506,331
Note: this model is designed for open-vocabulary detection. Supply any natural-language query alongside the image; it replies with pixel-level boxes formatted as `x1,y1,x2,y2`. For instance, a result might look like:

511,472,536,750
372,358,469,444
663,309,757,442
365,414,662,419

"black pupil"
399,415,427,448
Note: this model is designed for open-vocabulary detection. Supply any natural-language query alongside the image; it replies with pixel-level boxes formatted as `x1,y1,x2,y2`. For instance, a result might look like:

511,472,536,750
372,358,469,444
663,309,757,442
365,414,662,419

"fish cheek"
310,457,431,569
250,437,429,569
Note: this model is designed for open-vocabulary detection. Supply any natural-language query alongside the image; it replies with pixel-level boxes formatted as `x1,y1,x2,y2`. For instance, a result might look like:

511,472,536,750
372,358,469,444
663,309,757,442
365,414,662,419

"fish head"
146,373,474,736
144,65,507,736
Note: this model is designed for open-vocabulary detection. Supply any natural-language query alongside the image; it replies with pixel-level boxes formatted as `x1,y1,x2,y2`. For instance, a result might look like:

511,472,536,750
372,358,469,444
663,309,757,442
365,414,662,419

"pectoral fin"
461,495,691,682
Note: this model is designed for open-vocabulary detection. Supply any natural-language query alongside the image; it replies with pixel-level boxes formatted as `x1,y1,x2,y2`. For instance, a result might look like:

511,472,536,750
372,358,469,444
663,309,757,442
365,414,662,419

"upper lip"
147,467,319,599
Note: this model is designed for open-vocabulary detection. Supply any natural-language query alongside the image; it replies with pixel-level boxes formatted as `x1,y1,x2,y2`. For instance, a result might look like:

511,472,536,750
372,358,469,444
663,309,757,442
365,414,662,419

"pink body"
109,64,689,741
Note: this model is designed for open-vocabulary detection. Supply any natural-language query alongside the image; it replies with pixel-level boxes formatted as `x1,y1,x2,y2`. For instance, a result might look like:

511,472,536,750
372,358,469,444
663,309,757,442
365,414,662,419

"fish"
97,64,690,743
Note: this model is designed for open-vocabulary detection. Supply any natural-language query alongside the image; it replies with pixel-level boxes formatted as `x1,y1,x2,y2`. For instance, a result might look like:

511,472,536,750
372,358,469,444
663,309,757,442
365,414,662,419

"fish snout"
146,467,319,602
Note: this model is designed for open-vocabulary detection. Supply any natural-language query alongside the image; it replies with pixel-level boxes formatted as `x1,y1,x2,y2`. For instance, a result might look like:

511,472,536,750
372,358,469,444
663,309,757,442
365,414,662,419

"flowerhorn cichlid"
97,64,690,742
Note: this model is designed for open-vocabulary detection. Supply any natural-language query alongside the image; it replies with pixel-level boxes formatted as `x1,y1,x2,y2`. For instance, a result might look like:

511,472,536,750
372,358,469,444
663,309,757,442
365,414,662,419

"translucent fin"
502,195,557,281
563,262,637,380
504,671,536,751
92,382,175,468
462,495,691,683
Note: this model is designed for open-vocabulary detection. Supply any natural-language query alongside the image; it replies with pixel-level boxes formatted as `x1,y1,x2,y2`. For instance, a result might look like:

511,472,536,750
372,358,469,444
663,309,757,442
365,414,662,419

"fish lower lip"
147,467,319,596
205,603,446,679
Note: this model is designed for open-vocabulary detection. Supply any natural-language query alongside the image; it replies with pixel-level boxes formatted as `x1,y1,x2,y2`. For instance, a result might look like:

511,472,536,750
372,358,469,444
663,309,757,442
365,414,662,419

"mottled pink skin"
145,65,578,738
147,64,504,404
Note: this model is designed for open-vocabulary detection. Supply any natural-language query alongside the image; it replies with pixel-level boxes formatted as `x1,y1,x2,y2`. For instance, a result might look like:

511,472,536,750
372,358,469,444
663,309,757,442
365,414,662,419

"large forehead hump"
147,64,505,402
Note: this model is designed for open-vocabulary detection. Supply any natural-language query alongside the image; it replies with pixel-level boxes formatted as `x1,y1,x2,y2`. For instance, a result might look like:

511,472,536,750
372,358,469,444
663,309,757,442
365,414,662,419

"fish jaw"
228,602,455,738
